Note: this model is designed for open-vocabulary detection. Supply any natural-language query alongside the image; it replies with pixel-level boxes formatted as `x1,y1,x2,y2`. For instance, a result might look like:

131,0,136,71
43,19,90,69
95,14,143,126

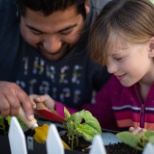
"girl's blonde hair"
89,0,154,65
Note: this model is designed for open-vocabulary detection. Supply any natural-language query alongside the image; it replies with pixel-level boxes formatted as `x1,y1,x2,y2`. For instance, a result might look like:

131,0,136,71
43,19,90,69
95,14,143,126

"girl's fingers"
129,127,146,136
29,94,55,111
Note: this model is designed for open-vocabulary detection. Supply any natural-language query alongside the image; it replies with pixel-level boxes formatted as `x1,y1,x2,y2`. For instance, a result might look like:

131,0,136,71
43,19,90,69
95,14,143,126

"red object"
35,109,66,123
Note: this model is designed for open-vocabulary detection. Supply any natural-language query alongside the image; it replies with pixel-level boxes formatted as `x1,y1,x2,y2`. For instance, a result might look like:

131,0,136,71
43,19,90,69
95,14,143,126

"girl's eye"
115,57,123,61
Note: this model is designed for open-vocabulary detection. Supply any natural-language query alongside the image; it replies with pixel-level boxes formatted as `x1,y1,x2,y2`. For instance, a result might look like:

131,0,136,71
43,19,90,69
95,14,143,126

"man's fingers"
15,87,34,120
0,95,10,116
0,82,34,119
5,94,20,116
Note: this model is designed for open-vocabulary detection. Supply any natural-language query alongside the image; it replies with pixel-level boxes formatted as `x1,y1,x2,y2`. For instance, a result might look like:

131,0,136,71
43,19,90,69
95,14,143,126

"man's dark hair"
16,0,87,19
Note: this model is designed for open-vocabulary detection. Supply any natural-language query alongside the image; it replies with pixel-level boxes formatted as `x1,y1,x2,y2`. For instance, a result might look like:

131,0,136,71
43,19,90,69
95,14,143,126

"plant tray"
0,135,85,154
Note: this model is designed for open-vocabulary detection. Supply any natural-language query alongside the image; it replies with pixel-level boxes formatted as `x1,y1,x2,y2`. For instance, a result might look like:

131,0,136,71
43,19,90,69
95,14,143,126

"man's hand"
29,94,55,111
0,81,35,120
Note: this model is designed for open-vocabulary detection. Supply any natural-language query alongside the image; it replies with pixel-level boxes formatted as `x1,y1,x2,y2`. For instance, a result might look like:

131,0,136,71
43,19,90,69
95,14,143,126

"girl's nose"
107,61,118,74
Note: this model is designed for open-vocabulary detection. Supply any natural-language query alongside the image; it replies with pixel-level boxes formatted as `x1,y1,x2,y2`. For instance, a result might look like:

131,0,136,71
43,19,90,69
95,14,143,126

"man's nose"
43,36,61,53
107,61,118,74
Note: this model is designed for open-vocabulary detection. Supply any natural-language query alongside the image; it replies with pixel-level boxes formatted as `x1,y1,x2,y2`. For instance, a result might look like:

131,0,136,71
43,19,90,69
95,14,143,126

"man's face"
20,6,85,61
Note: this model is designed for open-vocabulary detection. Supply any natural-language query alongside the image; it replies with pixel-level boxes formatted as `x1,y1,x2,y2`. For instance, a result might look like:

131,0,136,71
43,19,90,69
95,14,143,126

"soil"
61,135,91,153
105,143,142,154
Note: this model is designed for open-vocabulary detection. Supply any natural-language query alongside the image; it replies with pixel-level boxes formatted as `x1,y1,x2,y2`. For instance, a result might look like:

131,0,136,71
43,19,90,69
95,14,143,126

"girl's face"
107,39,154,87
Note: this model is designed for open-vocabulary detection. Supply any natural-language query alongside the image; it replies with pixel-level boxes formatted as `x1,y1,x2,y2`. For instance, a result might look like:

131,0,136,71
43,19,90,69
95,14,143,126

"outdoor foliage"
117,130,154,151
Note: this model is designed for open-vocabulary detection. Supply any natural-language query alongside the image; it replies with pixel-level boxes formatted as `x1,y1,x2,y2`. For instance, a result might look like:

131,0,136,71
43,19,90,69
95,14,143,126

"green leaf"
5,116,11,125
149,136,154,144
116,132,143,150
76,123,101,141
0,116,5,132
65,120,75,132
69,110,84,126
0,116,4,126
143,130,154,141
81,110,102,134
64,108,71,120
143,130,154,144
17,117,27,129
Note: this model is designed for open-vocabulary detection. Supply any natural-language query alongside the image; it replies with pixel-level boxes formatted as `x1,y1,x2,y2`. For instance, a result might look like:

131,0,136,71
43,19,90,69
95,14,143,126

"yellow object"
33,124,49,143
61,140,71,150
33,124,71,150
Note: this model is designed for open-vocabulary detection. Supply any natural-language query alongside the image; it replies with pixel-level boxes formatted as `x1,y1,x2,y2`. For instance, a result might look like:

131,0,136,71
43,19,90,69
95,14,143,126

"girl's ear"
84,0,90,14
148,37,154,58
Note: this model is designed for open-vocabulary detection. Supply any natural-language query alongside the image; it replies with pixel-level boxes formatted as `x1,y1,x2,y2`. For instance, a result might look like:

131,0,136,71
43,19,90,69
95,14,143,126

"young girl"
88,0,154,131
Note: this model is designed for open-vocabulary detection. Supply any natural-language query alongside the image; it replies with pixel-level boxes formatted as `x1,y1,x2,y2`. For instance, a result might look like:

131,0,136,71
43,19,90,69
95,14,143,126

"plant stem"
72,135,75,149
76,135,79,147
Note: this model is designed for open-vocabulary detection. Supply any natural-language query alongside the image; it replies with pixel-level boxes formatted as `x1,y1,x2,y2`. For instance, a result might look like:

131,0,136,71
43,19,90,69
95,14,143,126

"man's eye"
60,30,71,35
31,31,42,36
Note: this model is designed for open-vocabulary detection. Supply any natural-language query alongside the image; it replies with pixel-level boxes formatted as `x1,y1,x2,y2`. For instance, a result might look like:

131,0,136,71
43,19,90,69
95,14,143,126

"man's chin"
43,56,62,61
41,53,64,61
37,44,71,61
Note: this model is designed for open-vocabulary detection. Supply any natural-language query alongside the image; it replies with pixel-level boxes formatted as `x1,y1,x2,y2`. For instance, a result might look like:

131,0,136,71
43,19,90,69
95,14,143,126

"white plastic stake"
8,117,27,154
46,124,64,154
143,143,154,154
89,135,106,154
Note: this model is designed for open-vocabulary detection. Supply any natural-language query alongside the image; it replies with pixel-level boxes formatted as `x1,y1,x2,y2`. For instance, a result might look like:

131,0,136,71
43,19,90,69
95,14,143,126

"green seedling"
116,130,154,151
0,116,11,135
0,116,27,135
63,108,102,149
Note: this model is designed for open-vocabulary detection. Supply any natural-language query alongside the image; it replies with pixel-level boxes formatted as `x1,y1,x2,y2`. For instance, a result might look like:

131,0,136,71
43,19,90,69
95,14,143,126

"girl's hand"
129,127,146,135
29,94,55,111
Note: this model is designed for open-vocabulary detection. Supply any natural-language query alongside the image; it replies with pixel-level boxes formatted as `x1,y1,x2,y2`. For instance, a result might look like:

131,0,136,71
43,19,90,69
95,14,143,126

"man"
0,0,110,120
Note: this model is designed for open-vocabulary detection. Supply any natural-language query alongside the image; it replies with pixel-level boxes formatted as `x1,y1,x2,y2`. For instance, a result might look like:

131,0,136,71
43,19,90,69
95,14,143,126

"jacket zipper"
140,104,145,128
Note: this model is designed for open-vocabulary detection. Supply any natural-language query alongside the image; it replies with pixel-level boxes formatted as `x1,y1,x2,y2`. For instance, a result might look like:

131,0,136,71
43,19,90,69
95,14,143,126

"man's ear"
148,37,154,58
84,0,90,14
